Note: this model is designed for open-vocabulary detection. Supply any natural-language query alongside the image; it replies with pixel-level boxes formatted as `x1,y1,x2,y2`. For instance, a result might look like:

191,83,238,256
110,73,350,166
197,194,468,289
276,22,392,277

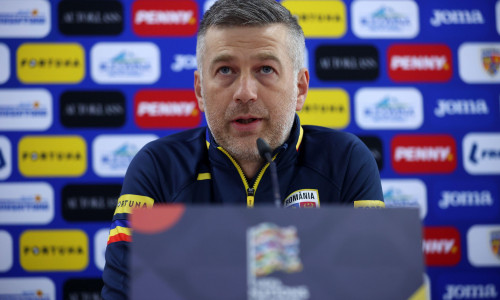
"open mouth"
235,118,259,124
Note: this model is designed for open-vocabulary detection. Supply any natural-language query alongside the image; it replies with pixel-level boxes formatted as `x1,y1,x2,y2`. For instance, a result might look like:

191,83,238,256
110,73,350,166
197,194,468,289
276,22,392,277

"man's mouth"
235,118,259,124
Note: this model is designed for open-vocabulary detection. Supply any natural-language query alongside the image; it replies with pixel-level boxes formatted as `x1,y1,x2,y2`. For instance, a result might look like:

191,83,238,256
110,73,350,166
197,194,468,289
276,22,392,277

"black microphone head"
256,138,272,161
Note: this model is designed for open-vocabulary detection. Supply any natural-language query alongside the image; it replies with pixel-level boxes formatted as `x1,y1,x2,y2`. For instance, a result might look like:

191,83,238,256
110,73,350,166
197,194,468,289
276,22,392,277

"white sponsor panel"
463,133,500,175
355,87,423,129
0,182,54,225
497,1,500,35
0,136,12,180
467,224,500,266
95,228,109,271
0,230,13,272
92,134,158,177
91,42,160,84
0,0,51,38
0,277,55,299
458,43,500,83
381,179,427,219
0,44,9,84
204,0,217,13
351,0,419,39
0,89,53,131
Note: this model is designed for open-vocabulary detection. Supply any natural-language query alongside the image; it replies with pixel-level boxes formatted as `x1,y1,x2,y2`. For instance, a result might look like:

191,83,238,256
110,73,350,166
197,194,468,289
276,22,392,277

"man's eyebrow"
210,54,234,70
254,53,283,67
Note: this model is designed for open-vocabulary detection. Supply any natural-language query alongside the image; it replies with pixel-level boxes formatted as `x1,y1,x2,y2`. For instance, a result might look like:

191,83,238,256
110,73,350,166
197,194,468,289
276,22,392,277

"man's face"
195,24,309,163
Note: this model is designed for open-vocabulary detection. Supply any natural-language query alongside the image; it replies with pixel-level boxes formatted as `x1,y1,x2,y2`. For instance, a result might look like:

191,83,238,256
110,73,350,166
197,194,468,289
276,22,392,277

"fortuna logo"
135,10,195,25
443,284,498,300
434,99,489,117
438,190,493,209
283,190,319,208
395,146,453,162
137,101,197,117
391,55,450,71
430,10,485,27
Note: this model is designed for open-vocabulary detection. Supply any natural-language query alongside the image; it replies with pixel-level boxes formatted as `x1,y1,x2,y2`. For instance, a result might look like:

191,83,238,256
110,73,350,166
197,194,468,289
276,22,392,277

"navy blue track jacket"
102,115,384,299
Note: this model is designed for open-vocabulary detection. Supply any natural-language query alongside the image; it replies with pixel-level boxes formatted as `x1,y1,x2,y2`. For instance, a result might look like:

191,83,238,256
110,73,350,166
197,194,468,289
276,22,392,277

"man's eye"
218,67,232,75
261,66,274,74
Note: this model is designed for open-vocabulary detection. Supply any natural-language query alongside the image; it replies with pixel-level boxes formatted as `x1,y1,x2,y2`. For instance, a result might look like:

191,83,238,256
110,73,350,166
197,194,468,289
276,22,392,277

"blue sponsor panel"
426,88,498,130
430,178,499,222
436,271,500,300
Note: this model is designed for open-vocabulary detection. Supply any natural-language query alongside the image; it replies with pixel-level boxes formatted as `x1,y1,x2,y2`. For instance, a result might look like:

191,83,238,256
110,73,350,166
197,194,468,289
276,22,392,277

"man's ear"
295,68,309,111
194,70,205,112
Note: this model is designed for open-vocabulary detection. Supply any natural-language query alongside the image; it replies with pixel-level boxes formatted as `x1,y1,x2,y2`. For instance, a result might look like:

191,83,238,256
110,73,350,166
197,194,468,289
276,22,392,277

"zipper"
217,147,277,207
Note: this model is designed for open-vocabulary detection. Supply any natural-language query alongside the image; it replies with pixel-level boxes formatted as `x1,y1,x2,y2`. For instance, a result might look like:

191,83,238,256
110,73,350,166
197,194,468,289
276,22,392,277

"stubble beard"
202,87,297,165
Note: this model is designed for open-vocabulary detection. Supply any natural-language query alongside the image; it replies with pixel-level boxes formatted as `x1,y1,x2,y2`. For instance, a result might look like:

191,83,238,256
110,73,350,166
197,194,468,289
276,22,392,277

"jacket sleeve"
101,146,159,300
341,138,384,206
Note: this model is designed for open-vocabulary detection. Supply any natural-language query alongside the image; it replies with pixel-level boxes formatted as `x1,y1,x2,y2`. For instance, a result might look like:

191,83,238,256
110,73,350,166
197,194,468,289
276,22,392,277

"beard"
202,87,298,165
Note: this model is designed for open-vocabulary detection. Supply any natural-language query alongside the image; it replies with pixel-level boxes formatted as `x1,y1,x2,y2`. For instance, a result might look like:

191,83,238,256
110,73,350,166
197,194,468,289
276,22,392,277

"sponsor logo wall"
0,0,498,299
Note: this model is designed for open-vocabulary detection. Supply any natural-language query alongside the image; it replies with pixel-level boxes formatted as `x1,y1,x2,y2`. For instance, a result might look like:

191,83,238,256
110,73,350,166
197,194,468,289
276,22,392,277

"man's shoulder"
142,127,207,156
301,125,362,150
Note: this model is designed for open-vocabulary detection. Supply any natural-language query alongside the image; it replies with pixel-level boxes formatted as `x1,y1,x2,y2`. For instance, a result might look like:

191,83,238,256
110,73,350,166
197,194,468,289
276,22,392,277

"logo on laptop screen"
247,222,310,299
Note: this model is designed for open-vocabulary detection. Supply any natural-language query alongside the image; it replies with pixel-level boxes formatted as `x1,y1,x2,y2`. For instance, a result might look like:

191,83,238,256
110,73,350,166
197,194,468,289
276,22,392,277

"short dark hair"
196,0,305,74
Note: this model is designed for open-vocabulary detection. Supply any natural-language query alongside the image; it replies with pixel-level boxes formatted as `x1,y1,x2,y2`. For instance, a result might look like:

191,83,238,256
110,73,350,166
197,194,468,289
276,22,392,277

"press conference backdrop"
0,0,499,299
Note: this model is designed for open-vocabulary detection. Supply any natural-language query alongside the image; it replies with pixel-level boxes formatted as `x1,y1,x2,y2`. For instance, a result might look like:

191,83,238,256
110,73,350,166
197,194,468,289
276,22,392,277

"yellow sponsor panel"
20,229,88,271
298,89,350,128
18,135,87,177
17,43,85,83
281,0,346,38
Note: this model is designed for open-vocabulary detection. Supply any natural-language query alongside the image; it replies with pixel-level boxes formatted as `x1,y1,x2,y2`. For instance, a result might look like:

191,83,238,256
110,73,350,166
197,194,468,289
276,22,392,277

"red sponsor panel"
423,226,461,266
135,90,201,129
132,0,198,36
391,134,457,174
388,44,453,82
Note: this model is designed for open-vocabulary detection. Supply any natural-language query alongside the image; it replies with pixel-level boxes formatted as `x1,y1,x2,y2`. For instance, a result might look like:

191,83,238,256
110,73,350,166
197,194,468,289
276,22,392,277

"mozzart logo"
60,91,126,128
20,230,88,271
297,89,350,128
282,0,346,38
463,133,500,175
0,277,55,300
0,230,13,272
18,135,87,177
381,179,427,219
355,87,423,130
62,184,121,222
0,136,12,180
351,0,419,39
133,0,198,36
423,226,461,266
0,89,52,131
434,98,489,118
135,90,201,129
459,43,500,83
92,134,158,177
315,45,379,81
430,9,485,27
17,43,85,84
0,182,54,225
388,44,452,82
58,0,123,35
467,225,500,267
0,43,9,84
171,54,197,72
392,134,457,174
91,42,160,84
0,0,51,38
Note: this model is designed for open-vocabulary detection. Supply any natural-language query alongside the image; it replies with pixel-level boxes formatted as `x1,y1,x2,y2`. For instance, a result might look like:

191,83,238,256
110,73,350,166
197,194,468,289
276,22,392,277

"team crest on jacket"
284,189,320,208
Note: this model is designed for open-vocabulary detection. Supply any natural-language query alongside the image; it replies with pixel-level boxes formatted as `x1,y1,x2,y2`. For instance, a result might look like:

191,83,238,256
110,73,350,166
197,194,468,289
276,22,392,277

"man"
102,0,384,298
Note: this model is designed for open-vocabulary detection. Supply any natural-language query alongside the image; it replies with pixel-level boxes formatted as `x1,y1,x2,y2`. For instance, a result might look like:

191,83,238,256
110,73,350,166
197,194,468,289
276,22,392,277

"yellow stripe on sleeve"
353,200,385,208
114,194,155,215
197,173,212,180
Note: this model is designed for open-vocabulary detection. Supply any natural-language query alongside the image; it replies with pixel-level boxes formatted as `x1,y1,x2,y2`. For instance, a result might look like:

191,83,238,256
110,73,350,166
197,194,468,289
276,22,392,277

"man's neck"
239,159,264,181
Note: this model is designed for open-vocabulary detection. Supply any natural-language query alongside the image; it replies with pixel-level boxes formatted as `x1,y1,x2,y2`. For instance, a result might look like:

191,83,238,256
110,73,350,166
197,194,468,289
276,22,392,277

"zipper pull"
247,188,255,207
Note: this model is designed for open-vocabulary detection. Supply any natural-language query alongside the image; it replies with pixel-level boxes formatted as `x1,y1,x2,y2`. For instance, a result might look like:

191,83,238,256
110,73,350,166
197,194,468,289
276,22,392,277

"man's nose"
233,72,257,103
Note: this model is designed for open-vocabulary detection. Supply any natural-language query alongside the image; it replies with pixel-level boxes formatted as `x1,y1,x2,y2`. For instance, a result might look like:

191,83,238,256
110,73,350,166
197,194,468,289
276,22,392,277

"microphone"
256,138,281,207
